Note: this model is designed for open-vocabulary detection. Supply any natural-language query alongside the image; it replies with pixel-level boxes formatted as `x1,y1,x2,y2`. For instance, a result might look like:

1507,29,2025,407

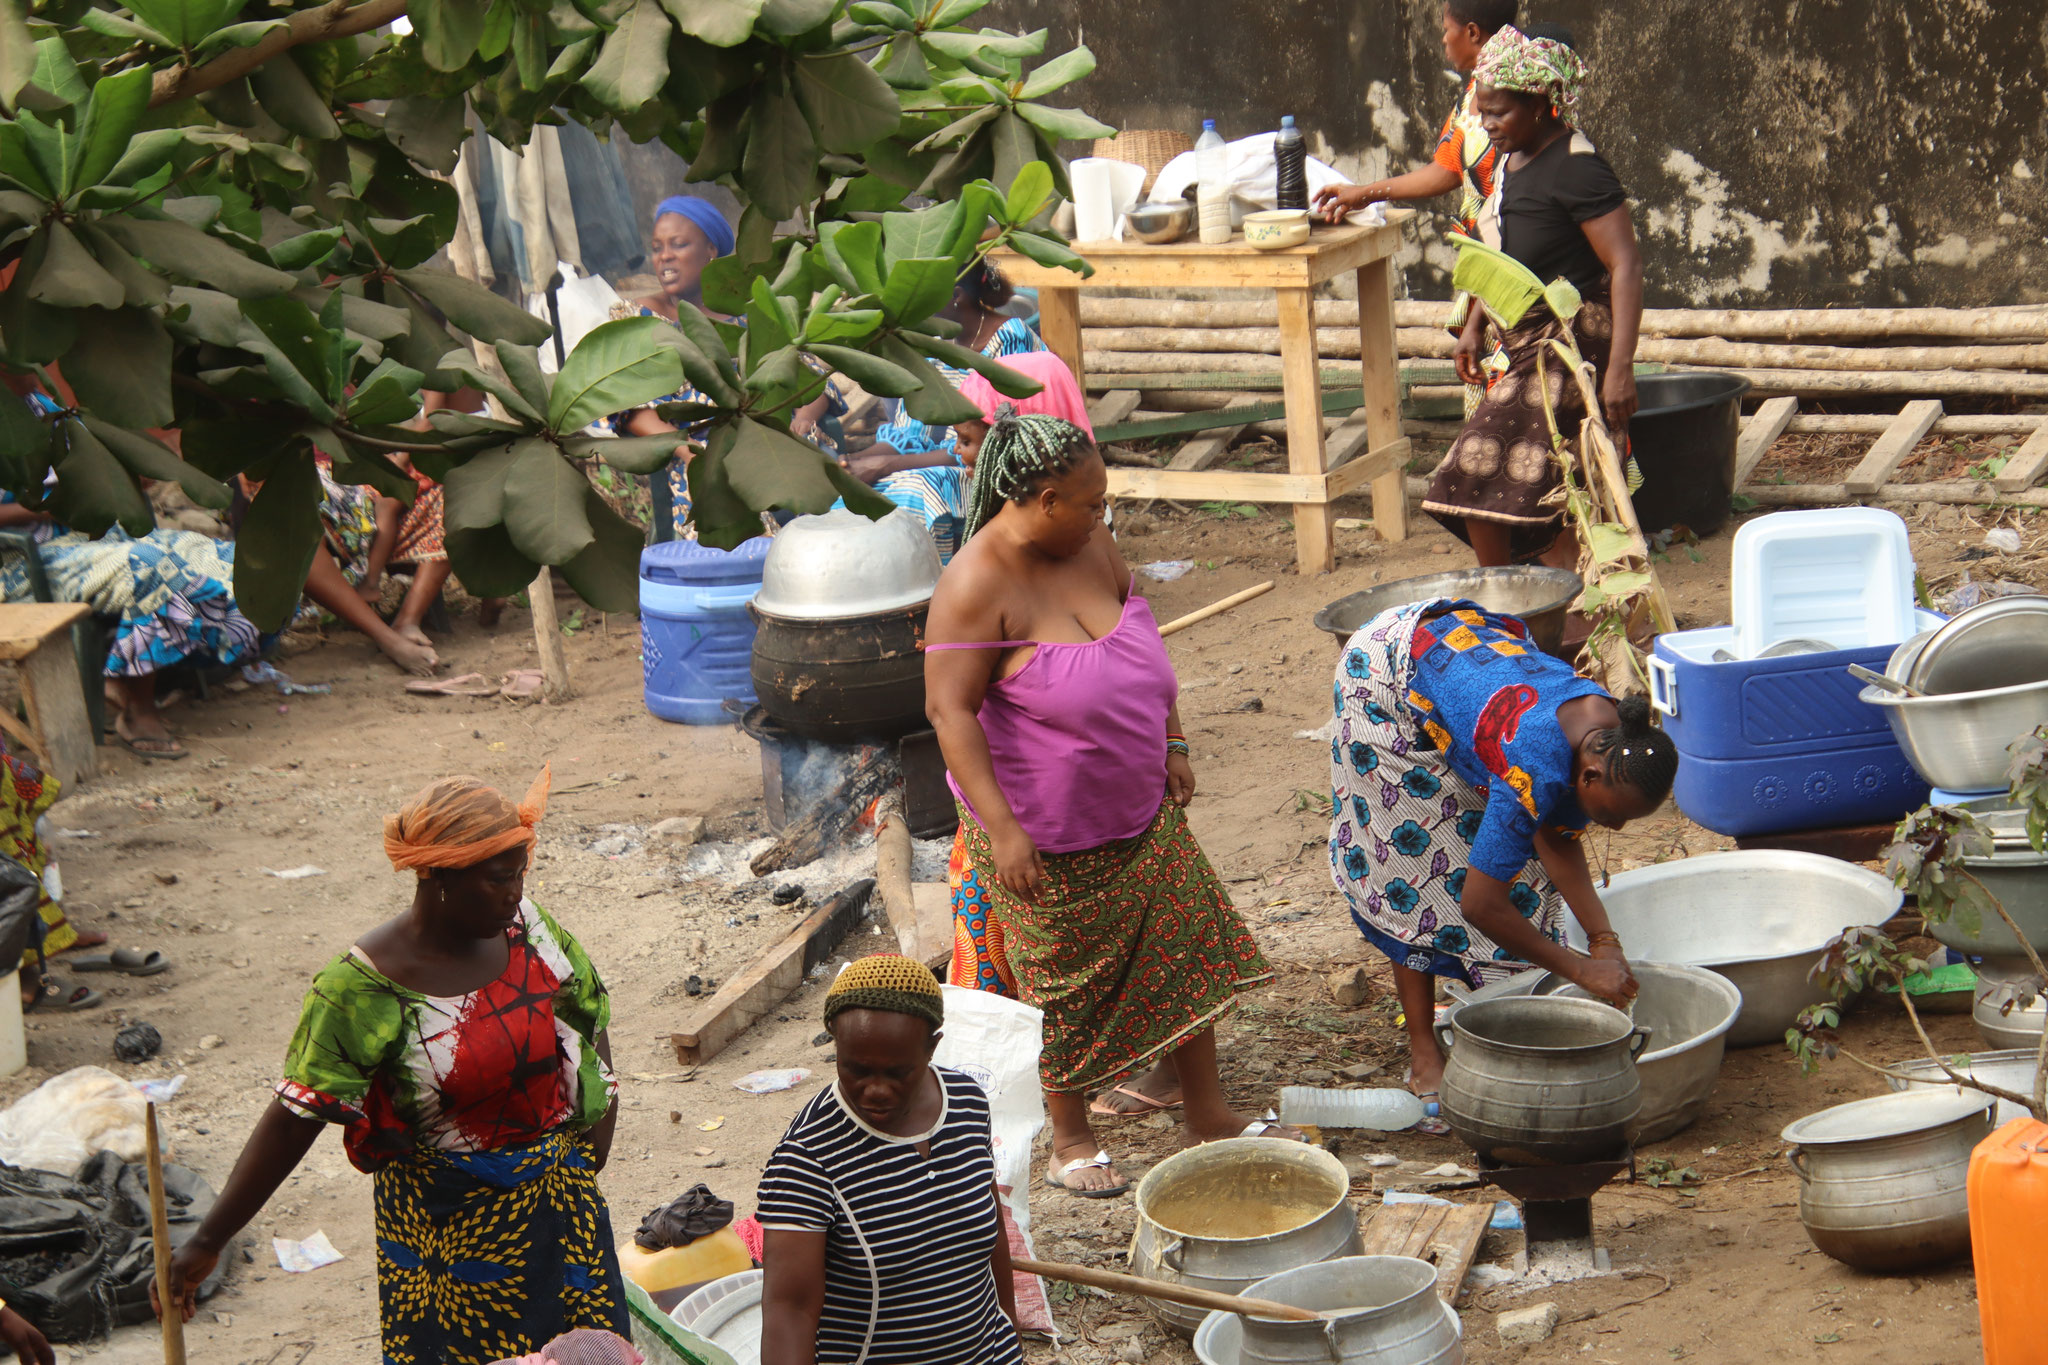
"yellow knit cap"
824,954,944,1029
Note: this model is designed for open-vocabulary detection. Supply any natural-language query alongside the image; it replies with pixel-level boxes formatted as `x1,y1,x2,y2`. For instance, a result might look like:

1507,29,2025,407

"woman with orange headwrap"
154,769,631,1364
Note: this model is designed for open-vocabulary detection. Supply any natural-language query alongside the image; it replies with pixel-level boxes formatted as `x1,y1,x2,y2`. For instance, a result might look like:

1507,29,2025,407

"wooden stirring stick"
1013,1256,1332,1322
145,1103,188,1365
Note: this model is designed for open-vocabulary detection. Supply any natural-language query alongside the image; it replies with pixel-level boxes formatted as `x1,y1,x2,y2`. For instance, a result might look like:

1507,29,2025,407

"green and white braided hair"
961,404,1096,542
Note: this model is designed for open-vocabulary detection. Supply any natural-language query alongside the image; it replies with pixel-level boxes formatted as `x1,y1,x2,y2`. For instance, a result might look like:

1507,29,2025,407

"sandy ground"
5,472,2044,1365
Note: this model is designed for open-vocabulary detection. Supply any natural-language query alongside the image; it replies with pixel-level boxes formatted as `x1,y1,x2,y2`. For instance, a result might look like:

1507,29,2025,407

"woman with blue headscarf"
609,197,838,540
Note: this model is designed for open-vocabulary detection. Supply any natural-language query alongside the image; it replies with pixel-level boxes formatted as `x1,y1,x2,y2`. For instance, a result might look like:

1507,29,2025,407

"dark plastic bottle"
1274,115,1307,211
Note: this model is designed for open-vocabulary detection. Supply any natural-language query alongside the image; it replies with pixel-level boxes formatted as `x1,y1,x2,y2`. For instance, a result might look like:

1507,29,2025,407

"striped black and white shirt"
756,1066,1023,1365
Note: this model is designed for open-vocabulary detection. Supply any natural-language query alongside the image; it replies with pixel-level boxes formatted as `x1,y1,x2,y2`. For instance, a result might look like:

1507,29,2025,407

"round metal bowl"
1450,962,1743,1144
1884,1049,2042,1129
1313,566,1582,656
1905,594,2048,695
753,507,941,620
1569,851,1903,1047
1860,675,2048,793
1927,844,2048,959
1124,202,1192,243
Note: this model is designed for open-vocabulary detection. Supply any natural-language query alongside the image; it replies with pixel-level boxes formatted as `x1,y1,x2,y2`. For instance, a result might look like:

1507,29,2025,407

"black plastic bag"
0,1151,224,1342
0,847,47,973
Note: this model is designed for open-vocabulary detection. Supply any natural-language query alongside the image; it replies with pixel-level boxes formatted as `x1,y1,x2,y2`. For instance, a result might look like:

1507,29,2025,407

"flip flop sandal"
1088,1084,1183,1117
404,672,500,697
113,733,189,760
28,973,102,1011
1044,1151,1130,1199
1235,1119,1312,1143
1412,1092,1452,1137
71,947,170,976
499,669,545,701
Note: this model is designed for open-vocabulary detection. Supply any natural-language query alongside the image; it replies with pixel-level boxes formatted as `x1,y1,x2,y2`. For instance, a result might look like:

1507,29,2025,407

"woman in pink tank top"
926,410,1301,1199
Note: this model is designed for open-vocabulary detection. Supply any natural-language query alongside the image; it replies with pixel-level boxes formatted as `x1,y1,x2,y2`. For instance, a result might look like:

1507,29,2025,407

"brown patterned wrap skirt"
958,799,1272,1094
1423,294,1613,560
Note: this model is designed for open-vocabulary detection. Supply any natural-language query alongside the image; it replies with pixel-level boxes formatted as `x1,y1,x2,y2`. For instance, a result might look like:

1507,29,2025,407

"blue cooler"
1647,613,1943,837
640,538,771,724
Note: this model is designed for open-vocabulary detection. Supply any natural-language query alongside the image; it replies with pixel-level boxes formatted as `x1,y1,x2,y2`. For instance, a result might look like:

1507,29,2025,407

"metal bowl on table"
1123,201,1192,244
1313,566,1582,657
1904,595,2048,695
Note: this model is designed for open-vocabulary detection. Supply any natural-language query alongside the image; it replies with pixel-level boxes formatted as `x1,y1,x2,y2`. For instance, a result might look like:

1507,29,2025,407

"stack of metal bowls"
1860,595,2048,792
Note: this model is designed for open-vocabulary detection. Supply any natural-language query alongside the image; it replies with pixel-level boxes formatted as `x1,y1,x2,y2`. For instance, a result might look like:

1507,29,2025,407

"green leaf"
794,51,900,153
877,333,981,424
270,228,346,272
510,8,548,90
48,417,152,536
804,341,920,397
0,0,33,113
0,231,73,362
1014,101,1114,141
650,400,724,427
126,0,246,48
902,331,1043,398
746,272,798,352
249,52,341,140
70,66,152,193
502,437,595,562
545,34,597,81
556,484,643,612
414,0,493,71
446,522,543,597
818,219,885,296
930,0,989,24
77,224,170,308
395,266,554,345
443,441,520,530
1585,521,1634,565
27,38,85,108
549,315,685,432
437,348,546,425
1018,44,1094,100
758,0,834,32
1003,159,1053,224
580,0,672,110
0,384,41,487
64,306,174,428
878,255,955,325
101,127,185,189
99,216,297,298
988,108,1038,190
802,307,882,344
882,199,964,269
28,221,124,309
1005,228,1092,277
233,448,325,630
741,86,818,220
921,27,1044,60
667,301,742,404
383,96,469,175
240,294,344,417
80,415,231,509
656,0,765,47
877,32,929,88
346,357,427,427
0,120,52,199
846,1,912,28
718,413,858,516
495,342,552,418
193,18,287,55
78,8,170,46
569,430,683,474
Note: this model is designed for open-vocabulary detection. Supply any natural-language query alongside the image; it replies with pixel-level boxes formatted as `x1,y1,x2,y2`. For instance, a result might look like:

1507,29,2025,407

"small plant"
1788,725,2048,1120
1198,501,1261,520
1968,454,2011,482
1641,1157,1702,1190
1294,788,1335,817
560,609,587,637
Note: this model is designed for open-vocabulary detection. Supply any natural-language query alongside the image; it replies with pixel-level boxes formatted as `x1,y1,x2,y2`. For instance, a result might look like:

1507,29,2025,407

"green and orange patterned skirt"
959,800,1273,1094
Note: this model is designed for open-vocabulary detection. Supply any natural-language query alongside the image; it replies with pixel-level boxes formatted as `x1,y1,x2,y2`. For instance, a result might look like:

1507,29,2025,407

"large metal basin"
1972,966,2046,1051
1128,1138,1363,1340
1860,678,2048,793
1884,1049,2043,1129
1195,1299,1463,1365
1236,1257,1463,1365
1569,852,1903,1047
1314,566,1582,658
1450,962,1742,1144
1927,847,2048,959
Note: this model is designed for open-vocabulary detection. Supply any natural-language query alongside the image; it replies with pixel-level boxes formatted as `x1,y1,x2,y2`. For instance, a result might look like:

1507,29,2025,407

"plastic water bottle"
1196,119,1231,245
1274,115,1307,211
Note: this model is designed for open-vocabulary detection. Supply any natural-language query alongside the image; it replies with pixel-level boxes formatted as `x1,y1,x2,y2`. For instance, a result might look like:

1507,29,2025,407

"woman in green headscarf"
1421,23,1643,572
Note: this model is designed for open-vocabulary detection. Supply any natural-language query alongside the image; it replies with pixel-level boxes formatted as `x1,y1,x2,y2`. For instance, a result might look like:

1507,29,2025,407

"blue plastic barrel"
639,538,771,724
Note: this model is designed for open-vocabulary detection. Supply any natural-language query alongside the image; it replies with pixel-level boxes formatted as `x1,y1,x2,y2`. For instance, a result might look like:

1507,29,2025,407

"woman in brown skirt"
1423,24,1643,567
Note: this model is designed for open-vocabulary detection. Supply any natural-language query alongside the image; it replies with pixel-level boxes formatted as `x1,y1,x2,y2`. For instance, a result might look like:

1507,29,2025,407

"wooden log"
1086,389,1141,429
1846,400,1944,495
1167,398,1263,472
1786,414,2044,435
1358,255,1412,542
873,798,915,956
1993,423,2048,494
671,879,877,1065
1678,366,2048,399
1735,396,1800,487
528,566,572,702
1082,324,1450,359
1158,581,1276,636
145,1103,188,1365
1740,481,2048,509
749,746,895,876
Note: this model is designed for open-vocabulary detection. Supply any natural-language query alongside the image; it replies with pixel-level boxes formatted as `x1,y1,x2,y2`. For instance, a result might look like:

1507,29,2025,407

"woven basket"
1089,129,1194,197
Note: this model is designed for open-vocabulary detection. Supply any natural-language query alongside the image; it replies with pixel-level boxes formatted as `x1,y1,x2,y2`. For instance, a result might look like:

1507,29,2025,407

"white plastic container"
1195,120,1231,245
1730,508,1916,657
1278,1086,1427,1130
0,972,23,1076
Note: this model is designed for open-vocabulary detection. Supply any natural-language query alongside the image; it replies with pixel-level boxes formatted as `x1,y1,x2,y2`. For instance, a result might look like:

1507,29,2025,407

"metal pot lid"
753,507,942,620
1905,594,2048,695
1780,1087,1995,1147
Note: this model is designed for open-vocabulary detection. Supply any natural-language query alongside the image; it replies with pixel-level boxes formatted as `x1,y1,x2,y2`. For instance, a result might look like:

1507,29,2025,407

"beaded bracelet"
1166,740,1190,756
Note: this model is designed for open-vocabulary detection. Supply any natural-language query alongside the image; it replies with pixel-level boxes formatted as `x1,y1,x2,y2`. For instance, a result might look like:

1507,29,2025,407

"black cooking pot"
749,601,930,743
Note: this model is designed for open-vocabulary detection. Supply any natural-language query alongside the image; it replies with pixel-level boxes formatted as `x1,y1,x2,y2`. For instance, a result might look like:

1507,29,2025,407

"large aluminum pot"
1927,846,2048,960
1903,594,2048,695
1571,852,1902,1047
1884,1049,2042,1129
1972,964,2046,1051
1229,1257,1463,1365
1313,566,1581,658
1435,996,1646,1165
752,507,940,619
1450,963,1742,1144
1860,677,2048,792
1782,1088,1996,1272
1128,1138,1363,1340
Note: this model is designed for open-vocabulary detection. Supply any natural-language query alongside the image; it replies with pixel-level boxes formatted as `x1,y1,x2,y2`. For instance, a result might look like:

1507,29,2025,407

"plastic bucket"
1628,372,1750,536
640,538,771,725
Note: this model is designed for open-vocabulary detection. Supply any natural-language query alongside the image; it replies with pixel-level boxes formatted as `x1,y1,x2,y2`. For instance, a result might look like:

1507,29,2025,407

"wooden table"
993,211,1415,574
0,602,94,788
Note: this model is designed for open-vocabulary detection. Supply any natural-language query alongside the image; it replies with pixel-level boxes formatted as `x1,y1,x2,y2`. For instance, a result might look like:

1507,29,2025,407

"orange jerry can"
1969,1116,2048,1364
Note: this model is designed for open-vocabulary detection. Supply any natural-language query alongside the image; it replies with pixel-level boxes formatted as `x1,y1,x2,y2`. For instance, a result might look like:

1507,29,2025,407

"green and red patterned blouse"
274,900,615,1173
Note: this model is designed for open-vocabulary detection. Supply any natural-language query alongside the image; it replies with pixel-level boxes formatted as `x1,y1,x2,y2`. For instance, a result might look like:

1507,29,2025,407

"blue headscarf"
654,196,735,259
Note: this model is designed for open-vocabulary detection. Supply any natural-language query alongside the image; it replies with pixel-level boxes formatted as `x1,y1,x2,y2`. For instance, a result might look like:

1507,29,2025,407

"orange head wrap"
383,766,551,877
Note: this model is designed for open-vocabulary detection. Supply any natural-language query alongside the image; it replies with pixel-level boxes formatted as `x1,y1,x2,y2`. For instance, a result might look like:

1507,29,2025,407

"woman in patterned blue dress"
1326,598,1675,1117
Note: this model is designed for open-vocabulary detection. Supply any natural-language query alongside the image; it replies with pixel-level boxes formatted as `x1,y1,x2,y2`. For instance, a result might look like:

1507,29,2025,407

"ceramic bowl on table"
1242,209,1310,250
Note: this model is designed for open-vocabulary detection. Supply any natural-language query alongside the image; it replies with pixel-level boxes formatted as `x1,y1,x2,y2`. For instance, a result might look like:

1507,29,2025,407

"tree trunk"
528,567,573,702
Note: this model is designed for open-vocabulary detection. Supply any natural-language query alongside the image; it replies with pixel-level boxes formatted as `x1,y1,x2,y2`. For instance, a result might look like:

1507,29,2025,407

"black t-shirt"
1497,131,1627,293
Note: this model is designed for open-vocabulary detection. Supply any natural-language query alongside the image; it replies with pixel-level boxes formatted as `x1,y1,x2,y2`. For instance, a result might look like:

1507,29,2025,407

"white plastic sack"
1150,133,1382,226
527,262,626,373
0,1065,150,1173
932,984,1056,1335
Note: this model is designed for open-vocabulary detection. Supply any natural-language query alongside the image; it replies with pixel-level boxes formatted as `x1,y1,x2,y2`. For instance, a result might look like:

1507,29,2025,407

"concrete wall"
987,0,2048,307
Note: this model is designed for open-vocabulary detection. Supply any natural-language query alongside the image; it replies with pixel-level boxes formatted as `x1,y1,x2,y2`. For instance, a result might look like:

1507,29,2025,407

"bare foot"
379,635,440,677
394,621,433,650
53,929,109,953
1090,1066,1183,1116
1047,1138,1126,1194
475,598,504,628
114,710,188,759
1406,1048,1446,1100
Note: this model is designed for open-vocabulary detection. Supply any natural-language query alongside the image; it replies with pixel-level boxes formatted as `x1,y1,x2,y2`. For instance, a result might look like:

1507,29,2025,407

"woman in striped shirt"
758,956,1021,1365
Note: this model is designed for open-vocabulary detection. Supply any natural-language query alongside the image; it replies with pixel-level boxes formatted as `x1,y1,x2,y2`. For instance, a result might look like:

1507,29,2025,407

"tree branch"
1899,987,2045,1121
149,0,409,108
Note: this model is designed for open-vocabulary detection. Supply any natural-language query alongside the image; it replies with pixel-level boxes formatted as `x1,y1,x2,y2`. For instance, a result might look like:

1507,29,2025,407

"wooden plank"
910,881,951,970
1106,467,1335,503
1327,438,1412,500
671,879,877,1065
1357,257,1410,542
990,214,1411,292
17,634,95,789
1357,1200,1493,1303
1788,414,2043,436
0,706,51,777
1085,389,1141,430
0,603,90,662
1845,399,1944,496
1278,285,1334,575
1993,422,2048,493
1167,397,1263,472
1036,285,1085,394
1733,395,1799,488
1098,390,1361,443
1081,360,1666,393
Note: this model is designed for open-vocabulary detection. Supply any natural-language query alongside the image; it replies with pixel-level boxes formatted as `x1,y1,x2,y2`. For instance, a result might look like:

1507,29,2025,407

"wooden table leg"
1357,258,1410,542
1276,285,1333,575
19,637,95,788
1036,285,1086,392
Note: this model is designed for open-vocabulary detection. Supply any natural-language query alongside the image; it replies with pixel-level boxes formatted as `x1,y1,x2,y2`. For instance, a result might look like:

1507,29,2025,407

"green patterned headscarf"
1474,25,1587,121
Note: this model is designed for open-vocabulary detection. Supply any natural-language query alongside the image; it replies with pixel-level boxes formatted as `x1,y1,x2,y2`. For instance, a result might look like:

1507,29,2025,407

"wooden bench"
0,603,96,788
